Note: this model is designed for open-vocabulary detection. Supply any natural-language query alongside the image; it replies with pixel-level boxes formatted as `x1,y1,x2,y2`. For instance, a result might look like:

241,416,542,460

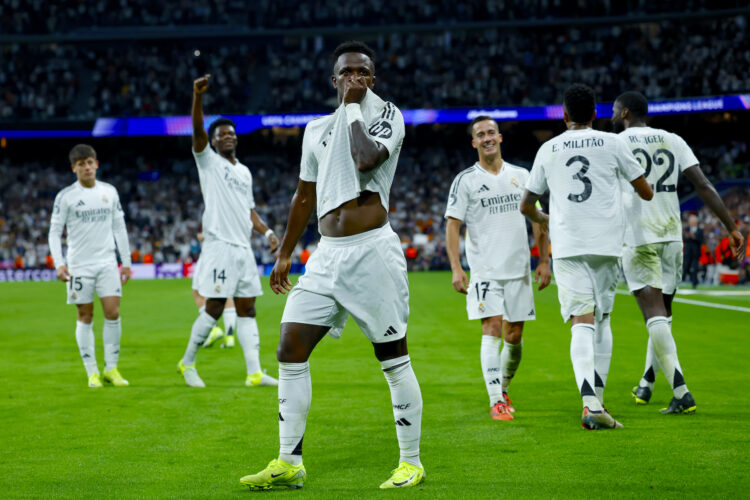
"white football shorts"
191,258,202,291
66,262,122,305
622,241,683,295
553,255,620,322
281,224,409,343
196,239,262,299
466,272,536,322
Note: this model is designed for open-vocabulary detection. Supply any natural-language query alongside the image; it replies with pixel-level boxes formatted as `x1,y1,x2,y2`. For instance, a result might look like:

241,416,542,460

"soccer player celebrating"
240,41,424,490
445,116,551,421
178,74,280,388
520,84,653,429
48,144,132,388
612,91,744,413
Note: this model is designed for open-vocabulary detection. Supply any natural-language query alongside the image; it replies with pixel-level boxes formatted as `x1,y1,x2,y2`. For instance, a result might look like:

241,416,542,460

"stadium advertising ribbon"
2,94,748,139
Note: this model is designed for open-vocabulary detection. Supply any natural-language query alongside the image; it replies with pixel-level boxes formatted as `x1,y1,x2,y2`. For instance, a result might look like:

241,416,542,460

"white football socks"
570,323,601,411
382,355,422,467
102,317,122,372
647,316,688,398
223,307,237,336
640,316,670,389
639,336,659,390
75,320,98,376
182,311,216,366
500,339,523,395
278,361,311,466
236,317,261,375
480,335,504,406
593,316,612,404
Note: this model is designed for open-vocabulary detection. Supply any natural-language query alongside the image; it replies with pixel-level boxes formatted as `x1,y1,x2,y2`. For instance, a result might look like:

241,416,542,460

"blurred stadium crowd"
2,14,749,119
1,2,748,283
1,125,748,283
1,0,742,34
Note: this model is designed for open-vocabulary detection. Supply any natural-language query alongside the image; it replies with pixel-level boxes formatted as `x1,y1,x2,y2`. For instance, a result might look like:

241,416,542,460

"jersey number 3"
566,155,593,203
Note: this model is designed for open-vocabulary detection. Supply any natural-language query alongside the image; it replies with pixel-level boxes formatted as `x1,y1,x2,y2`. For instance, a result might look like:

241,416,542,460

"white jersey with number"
445,162,531,280
526,128,644,259
49,181,130,276
619,127,699,246
299,96,405,218
193,146,255,248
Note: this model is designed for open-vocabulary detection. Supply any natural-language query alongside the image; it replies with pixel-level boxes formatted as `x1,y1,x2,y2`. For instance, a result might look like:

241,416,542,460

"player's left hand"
343,75,367,104
268,233,280,254
729,230,745,259
534,261,551,291
121,267,131,285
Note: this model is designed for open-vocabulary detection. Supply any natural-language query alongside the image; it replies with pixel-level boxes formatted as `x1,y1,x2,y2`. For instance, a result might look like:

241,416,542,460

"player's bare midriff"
319,190,387,237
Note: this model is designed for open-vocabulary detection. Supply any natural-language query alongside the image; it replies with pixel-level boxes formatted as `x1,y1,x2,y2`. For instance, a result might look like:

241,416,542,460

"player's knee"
77,311,93,323
481,317,503,337
276,340,307,363
504,324,523,344
204,300,224,320
103,308,119,321
237,305,256,317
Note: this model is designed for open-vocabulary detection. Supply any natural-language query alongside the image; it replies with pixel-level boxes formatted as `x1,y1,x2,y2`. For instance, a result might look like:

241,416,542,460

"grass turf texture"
1,273,749,499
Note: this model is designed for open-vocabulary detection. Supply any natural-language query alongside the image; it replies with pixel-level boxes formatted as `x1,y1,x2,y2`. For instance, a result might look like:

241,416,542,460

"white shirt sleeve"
111,189,131,267
526,149,549,195
444,172,470,221
616,136,646,182
193,146,219,170
370,103,405,156
299,125,318,182
48,191,68,268
672,134,700,172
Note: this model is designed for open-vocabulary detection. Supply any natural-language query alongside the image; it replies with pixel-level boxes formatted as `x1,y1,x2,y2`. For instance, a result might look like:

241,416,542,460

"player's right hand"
452,269,469,294
270,255,293,295
56,265,70,282
193,74,211,95
729,230,745,259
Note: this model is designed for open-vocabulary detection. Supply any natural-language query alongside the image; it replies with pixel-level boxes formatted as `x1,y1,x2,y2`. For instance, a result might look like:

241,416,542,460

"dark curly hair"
207,117,236,141
616,91,649,119
563,83,596,124
332,40,376,64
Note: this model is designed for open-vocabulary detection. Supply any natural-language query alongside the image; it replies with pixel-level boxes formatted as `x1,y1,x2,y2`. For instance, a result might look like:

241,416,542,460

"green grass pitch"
1,272,749,498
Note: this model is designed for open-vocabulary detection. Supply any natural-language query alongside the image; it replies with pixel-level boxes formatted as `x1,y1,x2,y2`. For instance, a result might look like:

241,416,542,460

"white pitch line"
615,289,750,313
671,297,750,313
676,290,750,296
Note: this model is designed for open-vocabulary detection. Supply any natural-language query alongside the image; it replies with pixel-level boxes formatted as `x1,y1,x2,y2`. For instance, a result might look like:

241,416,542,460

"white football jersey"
445,162,531,280
619,127,699,246
49,181,130,275
526,128,644,259
299,98,405,218
193,146,255,248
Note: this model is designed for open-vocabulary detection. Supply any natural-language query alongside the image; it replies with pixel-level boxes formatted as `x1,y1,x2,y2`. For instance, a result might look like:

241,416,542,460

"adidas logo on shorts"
384,325,398,336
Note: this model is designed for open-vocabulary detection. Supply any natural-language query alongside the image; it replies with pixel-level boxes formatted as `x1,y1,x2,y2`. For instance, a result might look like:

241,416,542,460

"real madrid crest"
215,285,221,292
102,194,108,202
478,302,485,313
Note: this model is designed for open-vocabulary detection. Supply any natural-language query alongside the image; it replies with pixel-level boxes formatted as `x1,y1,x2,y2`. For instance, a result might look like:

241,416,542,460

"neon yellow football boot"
379,461,425,489
88,372,103,388
246,370,279,387
202,326,225,348
240,458,306,490
102,367,129,387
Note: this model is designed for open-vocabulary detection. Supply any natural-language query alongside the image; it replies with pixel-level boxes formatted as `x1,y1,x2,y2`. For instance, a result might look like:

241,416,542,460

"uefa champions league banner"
2,95,749,139
0,264,187,282
0,262,296,282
